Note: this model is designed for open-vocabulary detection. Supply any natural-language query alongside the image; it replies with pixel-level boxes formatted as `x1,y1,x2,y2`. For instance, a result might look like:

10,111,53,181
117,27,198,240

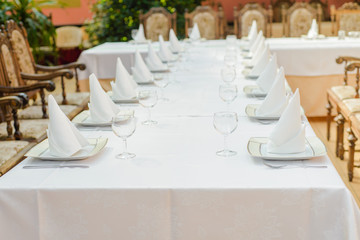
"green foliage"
0,0,58,64
86,0,203,46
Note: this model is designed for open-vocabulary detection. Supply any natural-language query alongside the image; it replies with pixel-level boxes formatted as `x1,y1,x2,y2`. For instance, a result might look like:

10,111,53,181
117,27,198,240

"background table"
1,45,359,240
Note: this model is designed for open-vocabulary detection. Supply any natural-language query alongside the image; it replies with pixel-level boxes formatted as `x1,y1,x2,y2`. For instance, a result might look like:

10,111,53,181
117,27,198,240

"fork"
263,161,327,169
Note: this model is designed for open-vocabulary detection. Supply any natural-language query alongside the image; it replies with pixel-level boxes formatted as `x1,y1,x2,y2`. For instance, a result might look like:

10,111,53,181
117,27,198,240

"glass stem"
147,108,151,122
123,138,128,153
223,135,228,151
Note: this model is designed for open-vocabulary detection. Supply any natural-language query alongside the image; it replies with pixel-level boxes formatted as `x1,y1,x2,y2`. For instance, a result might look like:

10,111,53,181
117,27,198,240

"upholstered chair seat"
343,98,360,112
330,86,357,100
18,104,81,120
0,119,48,141
34,92,90,107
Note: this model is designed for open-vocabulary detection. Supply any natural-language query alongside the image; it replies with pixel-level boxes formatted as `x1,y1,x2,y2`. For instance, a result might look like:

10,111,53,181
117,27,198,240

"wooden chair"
185,6,225,40
326,57,360,161
282,2,322,37
0,94,36,176
56,26,83,65
139,7,176,41
309,0,328,21
5,20,87,105
331,2,360,35
271,0,294,23
233,3,273,38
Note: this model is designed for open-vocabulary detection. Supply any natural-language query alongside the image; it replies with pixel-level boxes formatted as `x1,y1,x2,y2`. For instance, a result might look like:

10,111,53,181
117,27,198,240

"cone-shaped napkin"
132,50,153,83
190,23,201,40
256,55,279,93
250,30,264,54
110,58,137,100
134,24,147,42
249,38,266,66
47,95,89,157
307,19,318,38
248,20,257,40
158,35,175,62
256,67,288,117
267,89,306,154
169,29,182,53
89,73,119,122
248,45,270,76
146,43,167,71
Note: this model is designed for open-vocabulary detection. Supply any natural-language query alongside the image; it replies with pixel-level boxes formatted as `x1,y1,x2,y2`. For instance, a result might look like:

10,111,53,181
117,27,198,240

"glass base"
216,149,237,157
159,97,169,102
142,120,158,125
116,152,136,159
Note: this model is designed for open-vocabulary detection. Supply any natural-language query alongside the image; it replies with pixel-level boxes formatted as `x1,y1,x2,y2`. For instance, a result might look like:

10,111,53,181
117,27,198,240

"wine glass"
138,89,158,125
213,111,238,157
221,66,236,84
112,110,136,159
219,84,237,107
224,53,237,67
131,29,138,40
154,74,170,101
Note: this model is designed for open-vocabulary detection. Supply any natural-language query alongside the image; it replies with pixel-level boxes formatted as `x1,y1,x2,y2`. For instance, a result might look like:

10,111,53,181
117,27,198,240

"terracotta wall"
42,0,355,26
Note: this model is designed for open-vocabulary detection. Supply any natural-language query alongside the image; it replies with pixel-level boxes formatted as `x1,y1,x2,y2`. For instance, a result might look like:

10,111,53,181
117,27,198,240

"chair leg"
12,108,22,140
75,69,80,93
326,99,332,140
61,76,68,105
347,128,357,182
336,113,345,160
40,89,48,119
335,114,340,157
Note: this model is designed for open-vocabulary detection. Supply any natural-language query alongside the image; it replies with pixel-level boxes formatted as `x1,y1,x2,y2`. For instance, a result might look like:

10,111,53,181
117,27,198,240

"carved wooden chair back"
331,3,360,34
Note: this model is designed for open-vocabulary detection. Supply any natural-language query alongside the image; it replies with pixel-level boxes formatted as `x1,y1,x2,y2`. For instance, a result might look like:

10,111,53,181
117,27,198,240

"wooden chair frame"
282,2,322,37
5,20,84,104
234,3,273,38
185,6,225,39
139,7,177,41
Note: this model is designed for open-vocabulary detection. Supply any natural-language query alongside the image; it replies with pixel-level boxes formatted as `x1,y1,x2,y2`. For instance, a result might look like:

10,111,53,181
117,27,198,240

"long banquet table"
1,43,360,240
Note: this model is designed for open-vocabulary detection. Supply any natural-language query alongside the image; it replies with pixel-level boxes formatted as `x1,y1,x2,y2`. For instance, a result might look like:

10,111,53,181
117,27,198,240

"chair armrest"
21,69,73,80
336,56,360,64
0,94,28,110
0,81,55,94
35,62,86,72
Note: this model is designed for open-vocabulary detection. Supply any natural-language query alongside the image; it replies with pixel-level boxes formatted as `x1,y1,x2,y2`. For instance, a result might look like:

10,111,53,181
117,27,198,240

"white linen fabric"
250,30,263,54
146,43,167,71
158,35,174,62
190,23,201,40
134,24,147,42
169,29,182,52
110,58,137,100
248,20,257,40
132,50,153,83
249,45,270,76
256,54,278,93
249,38,266,66
89,73,119,122
47,95,89,157
256,67,288,116
267,89,305,153
307,19,319,38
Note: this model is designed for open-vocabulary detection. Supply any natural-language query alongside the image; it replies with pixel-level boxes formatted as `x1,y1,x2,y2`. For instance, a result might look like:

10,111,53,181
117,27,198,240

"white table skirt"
1,46,359,240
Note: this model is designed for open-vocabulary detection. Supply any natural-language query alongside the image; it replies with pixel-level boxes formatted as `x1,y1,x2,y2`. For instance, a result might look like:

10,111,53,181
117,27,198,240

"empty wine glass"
138,90,158,125
221,66,236,84
219,84,237,107
131,29,138,40
112,110,136,159
224,53,237,67
154,74,170,101
213,111,238,157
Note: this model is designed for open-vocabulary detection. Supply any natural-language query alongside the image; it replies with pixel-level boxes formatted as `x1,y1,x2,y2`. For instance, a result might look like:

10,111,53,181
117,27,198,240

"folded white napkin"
132,50,153,83
47,94,89,157
248,20,257,40
256,55,279,93
307,19,318,38
190,23,201,40
110,58,137,100
89,73,119,122
256,67,288,117
248,45,270,76
169,29,182,52
134,24,147,42
250,30,264,54
158,35,175,62
249,38,265,66
267,89,306,154
146,43,167,71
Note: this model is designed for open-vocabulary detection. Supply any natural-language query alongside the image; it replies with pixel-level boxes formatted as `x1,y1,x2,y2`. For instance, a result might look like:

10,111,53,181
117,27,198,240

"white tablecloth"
1,46,360,240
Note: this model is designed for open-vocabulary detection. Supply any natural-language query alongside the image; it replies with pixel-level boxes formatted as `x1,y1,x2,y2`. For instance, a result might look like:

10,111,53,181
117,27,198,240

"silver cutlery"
23,165,89,169
263,161,327,169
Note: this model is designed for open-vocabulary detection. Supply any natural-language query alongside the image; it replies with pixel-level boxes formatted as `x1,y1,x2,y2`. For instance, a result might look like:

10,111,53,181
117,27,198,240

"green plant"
86,0,203,46
0,0,58,64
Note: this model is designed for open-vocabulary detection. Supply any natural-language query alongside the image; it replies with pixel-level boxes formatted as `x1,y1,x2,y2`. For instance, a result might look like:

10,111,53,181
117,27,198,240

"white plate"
245,104,280,120
247,136,327,160
25,137,108,161
242,69,258,79
107,91,139,104
301,34,326,40
72,110,111,126
150,68,170,73
129,39,151,44
243,85,267,97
